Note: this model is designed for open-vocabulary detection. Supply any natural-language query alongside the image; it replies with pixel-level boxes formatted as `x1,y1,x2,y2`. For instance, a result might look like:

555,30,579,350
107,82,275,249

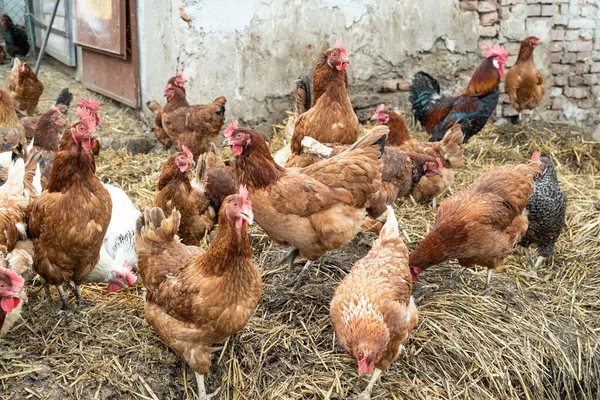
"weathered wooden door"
73,0,139,108
31,0,76,66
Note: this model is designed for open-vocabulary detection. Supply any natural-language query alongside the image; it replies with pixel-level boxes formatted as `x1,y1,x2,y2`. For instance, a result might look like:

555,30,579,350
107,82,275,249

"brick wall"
461,0,599,127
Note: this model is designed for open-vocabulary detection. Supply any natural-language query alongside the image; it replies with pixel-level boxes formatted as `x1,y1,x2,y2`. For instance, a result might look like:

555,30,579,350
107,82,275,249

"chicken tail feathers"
379,206,400,242
409,71,441,128
55,88,73,107
135,207,181,251
350,125,388,159
0,157,25,194
293,75,312,117
212,96,227,117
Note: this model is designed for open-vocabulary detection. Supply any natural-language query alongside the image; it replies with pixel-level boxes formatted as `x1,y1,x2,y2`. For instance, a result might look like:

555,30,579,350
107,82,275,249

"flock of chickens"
0,35,566,400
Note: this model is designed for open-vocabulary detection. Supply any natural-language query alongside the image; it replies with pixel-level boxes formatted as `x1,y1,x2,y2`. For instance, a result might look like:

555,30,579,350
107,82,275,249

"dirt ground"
0,60,599,400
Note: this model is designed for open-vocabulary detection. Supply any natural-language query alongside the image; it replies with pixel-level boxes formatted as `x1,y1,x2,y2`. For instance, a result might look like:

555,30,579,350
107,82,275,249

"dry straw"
1,62,598,399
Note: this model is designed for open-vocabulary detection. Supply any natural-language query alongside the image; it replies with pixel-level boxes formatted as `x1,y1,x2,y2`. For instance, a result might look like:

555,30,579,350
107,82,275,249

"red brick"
479,26,497,37
550,52,562,63
551,30,565,41
541,4,557,16
583,74,597,85
551,42,564,52
553,75,568,86
551,97,565,110
571,63,591,74
562,52,577,64
569,76,584,86
478,39,494,51
460,0,479,11
577,51,591,62
551,63,570,74
478,1,496,12
480,11,498,26
564,87,590,99
567,41,593,52
528,4,541,16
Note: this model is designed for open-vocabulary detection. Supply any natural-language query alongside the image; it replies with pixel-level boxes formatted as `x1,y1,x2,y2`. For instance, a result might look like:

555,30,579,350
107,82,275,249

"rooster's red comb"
336,40,347,57
79,99,100,112
224,120,239,139
374,104,385,116
181,145,193,161
531,151,542,162
483,44,508,62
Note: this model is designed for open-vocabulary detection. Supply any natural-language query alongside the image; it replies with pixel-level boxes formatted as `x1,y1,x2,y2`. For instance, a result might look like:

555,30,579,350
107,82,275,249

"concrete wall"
136,0,599,136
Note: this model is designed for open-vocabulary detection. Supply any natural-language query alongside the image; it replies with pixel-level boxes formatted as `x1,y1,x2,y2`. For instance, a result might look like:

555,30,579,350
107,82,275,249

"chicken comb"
238,184,252,208
123,261,138,286
374,104,385,116
51,105,61,115
0,266,24,292
336,40,347,57
181,145,193,161
177,72,184,82
531,151,542,162
436,157,444,170
224,120,239,139
81,99,100,112
483,44,508,62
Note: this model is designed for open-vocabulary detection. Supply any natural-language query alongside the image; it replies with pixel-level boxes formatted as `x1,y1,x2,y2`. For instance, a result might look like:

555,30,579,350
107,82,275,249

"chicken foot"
358,368,382,400
195,372,221,400
444,266,467,288
289,260,313,289
520,248,544,279
67,282,89,306
483,268,493,294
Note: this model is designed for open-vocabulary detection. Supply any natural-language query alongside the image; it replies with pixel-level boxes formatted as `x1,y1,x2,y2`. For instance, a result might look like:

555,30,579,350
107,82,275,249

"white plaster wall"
137,0,480,133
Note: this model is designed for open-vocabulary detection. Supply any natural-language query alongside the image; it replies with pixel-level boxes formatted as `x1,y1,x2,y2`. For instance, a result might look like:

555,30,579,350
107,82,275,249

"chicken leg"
56,284,71,310
445,266,467,288
273,248,299,268
68,282,88,306
195,372,221,400
521,248,543,279
358,368,382,400
483,268,493,294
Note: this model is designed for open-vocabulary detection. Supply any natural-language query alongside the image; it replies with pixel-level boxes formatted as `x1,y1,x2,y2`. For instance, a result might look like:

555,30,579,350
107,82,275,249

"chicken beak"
370,114,378,121
240,211,254,225
222,138,232,147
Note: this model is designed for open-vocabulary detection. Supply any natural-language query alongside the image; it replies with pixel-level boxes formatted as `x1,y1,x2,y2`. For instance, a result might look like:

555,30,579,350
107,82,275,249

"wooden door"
73,0,140,108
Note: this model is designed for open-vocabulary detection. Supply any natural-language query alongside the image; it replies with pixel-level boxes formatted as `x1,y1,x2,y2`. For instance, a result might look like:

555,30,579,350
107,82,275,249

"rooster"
1,14,29,58
9,60,44,116
409,152,543,290
518,155,567,278
331,206,418,400
505,36,545,121
28,107,112,310
135,188,261,400
223,121,386,287
409,44,508,143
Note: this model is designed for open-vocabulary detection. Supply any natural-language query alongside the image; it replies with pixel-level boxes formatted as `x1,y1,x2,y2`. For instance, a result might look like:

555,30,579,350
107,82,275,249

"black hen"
519,156,567,278
1,14,29,58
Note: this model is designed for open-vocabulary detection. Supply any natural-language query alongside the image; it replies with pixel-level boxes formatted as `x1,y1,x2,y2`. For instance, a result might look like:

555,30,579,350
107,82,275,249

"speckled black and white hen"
519,155,567,278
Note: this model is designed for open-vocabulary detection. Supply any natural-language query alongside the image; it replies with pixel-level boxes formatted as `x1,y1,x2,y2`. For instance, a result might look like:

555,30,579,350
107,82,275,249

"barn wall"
136,0,600,136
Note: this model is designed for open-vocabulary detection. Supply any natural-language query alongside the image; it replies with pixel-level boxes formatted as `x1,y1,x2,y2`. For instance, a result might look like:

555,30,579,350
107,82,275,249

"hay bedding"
0,61,599,400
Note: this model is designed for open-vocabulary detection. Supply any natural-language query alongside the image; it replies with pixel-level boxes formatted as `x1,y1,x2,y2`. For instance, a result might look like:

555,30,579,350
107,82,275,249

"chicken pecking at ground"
371,105,465,206
161,83,226,161
28,107,112,310
223,121,386,287
154,146,215,245
409,44,508,143
409,152,543,291
505,36,545,122
9,60,44,116
135,188,261,400
518,155,567,278
330,206,418,400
